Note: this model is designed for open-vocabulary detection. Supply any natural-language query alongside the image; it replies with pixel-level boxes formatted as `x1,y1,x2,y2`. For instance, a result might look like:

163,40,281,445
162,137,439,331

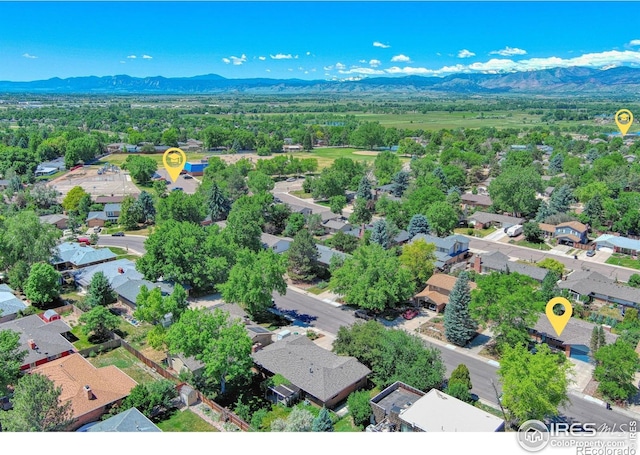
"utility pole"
491,379,510,430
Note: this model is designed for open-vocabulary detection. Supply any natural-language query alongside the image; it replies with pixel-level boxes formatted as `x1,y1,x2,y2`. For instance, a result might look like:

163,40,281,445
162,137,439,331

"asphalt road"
469,238,635,282
270,288,636,429
96,234,147,254
273,179,331,215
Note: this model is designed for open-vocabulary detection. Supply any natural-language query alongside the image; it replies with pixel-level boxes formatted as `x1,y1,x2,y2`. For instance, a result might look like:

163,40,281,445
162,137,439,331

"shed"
276,329,291,341
42,309,61,323
180,384,198,406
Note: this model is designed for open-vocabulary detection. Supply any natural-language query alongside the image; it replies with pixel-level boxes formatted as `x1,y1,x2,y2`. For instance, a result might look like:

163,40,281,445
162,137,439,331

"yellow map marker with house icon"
545,297,573,337
615,109,634,136
162,147,186,183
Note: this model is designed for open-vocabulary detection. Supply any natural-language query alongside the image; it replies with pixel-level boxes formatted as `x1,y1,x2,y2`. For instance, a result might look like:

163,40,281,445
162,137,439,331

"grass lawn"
114,318,153,350
512,239,551,251
455,227,496,238
98,246,140,262
606,254,640,270
157,409,219,432
334,413,361,432
87,347,158,384
306,286,326,295
304,147,410,170
70,325,94,350
289,190,313,199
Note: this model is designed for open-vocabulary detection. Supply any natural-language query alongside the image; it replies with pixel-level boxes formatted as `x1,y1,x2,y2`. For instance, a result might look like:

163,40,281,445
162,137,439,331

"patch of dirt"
352,150,380,156
140,346,166,364
583,378,599,396
419,319,447,342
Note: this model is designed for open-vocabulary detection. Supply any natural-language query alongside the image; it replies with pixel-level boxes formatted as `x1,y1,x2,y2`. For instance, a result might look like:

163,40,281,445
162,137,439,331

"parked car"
402,308,419,320
586,250,596,257
112,232,125,237
183,174,193,179
172,187,183,191
286,177,296,182
93,226,101,233
354,309,374,320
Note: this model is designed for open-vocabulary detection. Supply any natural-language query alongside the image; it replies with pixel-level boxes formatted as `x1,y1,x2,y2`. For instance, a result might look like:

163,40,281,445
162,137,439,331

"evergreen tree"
349,198,373,225
449,364,472,390
548,153,564,175
444,271,477,346
583,194,605,228
538,271,560,303
597,325,606,352
407,214,430,238
549,184,574,214
391,170,410,197
433,167,447,188
85,271,116,307
535,200,556,222
302,131,314,151
137,191,156,223
311,407,334,432
287,229,319,282
356,175,373,201
205,181,231,222
370,219,391,250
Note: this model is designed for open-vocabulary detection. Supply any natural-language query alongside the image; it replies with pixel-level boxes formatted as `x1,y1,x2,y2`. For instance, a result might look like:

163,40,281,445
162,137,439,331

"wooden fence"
177,383,253,432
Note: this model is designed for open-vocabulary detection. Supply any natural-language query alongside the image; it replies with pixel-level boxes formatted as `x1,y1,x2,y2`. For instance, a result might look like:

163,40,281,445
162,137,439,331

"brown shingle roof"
424,274,478,292
538,223,556,234
31,353,137,420
556,221,587,233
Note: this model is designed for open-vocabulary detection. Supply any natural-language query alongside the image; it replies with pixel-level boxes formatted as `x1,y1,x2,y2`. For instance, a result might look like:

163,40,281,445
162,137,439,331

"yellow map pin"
545,297,573,337
162,147,186,183
615,109,634,136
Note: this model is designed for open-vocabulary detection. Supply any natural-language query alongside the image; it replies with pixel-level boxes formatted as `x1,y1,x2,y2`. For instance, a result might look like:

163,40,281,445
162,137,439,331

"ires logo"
517,420,598,452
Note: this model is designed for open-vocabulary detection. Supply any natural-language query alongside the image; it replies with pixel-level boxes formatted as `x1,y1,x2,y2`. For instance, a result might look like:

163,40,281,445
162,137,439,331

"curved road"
96,234,147,254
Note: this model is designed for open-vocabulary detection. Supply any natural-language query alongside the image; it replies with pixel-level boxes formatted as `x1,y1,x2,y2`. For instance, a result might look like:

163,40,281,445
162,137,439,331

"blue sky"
2,1,640,81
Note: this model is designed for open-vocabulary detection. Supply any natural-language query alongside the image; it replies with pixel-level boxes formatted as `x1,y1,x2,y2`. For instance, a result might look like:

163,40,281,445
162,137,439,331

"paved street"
273,179,331,214
96,234,147,254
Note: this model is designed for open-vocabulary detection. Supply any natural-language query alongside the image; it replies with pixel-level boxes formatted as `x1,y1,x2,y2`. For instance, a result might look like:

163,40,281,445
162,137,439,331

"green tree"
537,258,565,277
369,219,392,249
0,373,74,432
122,155,157,185
79,305,120,341
271,406,314,432
312,407,334,432
349,198,373,225
220,248,287,317
498,343,572,425
134,285,186,326
161,128,180,147
287,229,319,282
224,196,265,251
247,170,274,194
302,130,314,152
77,193,92,220
156,191,206,225
24,262,61,307
62,186,90,212
85,271,116,307
347,390,372,429
330,243,414,312
329,230,360,253
470,272,542,353
549,184,574,214
627,274,640,288
407,214,430,238
166,308,253,395
449,364,472,391
329,195,347,215
118,195,142,230
391,170,410,197
489,166,542,217
538,271,560,304
594,341,640,402
445,380,472,403
137,191,156,223
283,212,305,237
425,201,458,237
356,175,373,201
399,238,437,290
204,181,231,222
590,325,607,357
120,379,178,419
374,151,402,185
523,221,543,243
0,329,27,395
444,272,477,346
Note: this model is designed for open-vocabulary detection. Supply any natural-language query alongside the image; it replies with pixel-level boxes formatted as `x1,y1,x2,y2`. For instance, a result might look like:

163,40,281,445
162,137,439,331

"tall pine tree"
287,229,319,282
311,407,334,432
356,175,373,201
370,219,391,249
407,214,430,238
444,271,477,346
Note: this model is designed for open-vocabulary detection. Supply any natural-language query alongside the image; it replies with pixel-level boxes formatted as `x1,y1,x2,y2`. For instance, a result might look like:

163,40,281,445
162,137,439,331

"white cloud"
142,54,153,59
335,62,346,70
629,40,640,47
119,60,126,64
222,58,231,64
457,49,476,58
359,59,366,64
22,53,38,59
266,69,271,72
258,56,266,61
306,51,311,56
391,54,411,63
270,53,293,59
373,41,390,49
489,46,528,56
369,59,381,67
231,54,247,65
338,67,386,76
126,55,136,59
323,65,333,71
436,52,442,56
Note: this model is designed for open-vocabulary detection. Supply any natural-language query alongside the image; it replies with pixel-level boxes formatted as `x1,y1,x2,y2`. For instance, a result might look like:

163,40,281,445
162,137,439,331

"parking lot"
48,165,141,199
155,168,201,194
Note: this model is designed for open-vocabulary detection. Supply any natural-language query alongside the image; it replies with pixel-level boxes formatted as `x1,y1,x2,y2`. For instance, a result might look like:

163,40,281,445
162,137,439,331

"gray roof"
323,219,349,231
104,203,122,213
73,259,143,288
320,211,341,222
87,407,161,432
479,251,549,282
316,245,349,266
558,275,640,305
468,211,525,226
252,335,371,402
410,233,469,250
210,302,248,322
52,242,116,267
113,279,174,304
87,211,108,221
533,316,618,346
261,233,292,250
39,214,68,225
393,230,411,244
594,234,640,252
0,291,27,317
0,284,14,293
461,193,493,206
174,353,205,373
0,314,74,367
287,203,312,214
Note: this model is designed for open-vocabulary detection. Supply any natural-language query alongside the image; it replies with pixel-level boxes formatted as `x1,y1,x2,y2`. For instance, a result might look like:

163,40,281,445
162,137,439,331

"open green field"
304,147,410,169
157,410,219,432
87,347,158,384
99,152,210,167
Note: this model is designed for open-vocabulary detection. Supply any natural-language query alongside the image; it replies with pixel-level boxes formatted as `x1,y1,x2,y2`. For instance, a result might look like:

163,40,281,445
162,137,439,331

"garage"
570,345,591,363
597,246,614,253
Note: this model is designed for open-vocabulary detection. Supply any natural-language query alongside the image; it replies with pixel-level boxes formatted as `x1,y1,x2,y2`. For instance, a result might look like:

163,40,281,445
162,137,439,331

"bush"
347,390,372,428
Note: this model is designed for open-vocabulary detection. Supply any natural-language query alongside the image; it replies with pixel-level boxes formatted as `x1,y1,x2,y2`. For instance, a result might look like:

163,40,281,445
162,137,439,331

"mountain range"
2,67,640,95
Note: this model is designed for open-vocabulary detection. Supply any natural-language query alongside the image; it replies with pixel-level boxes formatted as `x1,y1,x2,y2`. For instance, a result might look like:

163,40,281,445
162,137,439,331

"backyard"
157,409,219,432
86,347,163,385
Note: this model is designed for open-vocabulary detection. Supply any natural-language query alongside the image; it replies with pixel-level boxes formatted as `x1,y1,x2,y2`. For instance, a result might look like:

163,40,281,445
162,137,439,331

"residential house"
471,251,550,282
95,195,132,204
414,273,478,313
39,213,68,230
0,314,76,371
369,383,504,432
282,144,303,152
113,279,174,310
261,233,292,254
558,270,640,311
286,203,313,216
32,353,137,431
322,218,352,234
594,234,640,256
320,211,341,223
104,203,122,219
86,211,109,228
410,234,470,270
167,353,205,378
0,284,27,323
246,325,274,350
460,193,493,211
554,221,589,246
530,316,618,360
52,242,117,271
86,407,161,432
252,335,371,409
538,223,556,239
73,258,143,289
467,211,525,230
316,245,350,268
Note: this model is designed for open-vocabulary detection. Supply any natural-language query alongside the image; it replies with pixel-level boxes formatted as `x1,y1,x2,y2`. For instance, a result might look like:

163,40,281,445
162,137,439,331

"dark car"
183,174,193,179
112,232,125,237
354,309,374,320
172,187,184,191
402,308,419,320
